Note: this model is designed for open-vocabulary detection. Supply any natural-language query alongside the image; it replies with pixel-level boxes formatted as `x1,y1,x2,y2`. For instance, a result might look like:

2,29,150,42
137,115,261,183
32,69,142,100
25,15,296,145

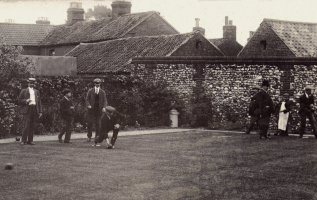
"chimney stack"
223,16,236,41
5,19,15,23
192,18,205,36
111,1,132,19
67,2,85,25
36,17,50,25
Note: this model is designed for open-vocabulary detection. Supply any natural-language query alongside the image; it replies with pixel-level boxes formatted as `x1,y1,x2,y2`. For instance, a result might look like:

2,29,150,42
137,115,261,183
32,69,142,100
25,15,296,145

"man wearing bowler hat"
86,78,108,141
18,78,42,145
298,86,317,139
253,80,274,139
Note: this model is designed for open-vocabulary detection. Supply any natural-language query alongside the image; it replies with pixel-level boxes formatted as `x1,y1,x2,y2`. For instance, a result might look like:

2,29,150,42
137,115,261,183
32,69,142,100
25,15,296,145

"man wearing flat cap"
85,78,108,141
93,106,123,149
298,86,317,139
253,80,274,139
18,78,42,145
58,89,74,143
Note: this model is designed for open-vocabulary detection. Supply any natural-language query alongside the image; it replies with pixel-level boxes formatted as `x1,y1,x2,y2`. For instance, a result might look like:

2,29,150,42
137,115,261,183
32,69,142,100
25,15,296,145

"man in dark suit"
298,86,317,139
86,78,108,142
245,86,260,134
254,80,274,139
18,78,42,145
58,89,74,143
93,106,123,149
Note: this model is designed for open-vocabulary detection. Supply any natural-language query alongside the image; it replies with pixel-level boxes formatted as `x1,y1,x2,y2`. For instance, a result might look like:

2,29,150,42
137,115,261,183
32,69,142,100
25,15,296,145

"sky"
0,0,317,45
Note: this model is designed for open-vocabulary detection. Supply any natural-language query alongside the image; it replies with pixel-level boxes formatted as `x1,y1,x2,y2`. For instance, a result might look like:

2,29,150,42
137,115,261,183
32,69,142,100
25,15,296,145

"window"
260,40,267,50
196,40,202,49
49,49,55,56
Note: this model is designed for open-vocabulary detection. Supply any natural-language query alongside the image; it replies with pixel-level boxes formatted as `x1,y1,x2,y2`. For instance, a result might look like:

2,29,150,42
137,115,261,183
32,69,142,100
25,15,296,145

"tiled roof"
41,11,159,46
264,19,317,57
0,23,54,46
67,33,199,74
209,38,243,56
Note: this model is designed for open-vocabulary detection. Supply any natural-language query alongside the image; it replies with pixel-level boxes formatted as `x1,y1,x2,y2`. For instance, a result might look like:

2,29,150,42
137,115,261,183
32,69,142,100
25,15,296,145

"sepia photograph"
0,0,316,199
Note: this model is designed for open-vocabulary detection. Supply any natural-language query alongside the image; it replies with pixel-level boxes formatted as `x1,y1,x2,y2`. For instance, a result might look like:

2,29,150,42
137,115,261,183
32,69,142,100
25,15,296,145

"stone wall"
132,57,317,132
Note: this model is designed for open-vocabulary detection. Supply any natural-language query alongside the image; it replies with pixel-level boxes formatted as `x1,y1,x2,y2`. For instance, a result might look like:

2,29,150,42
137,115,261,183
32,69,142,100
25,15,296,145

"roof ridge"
79,33,194,45
0,22,54,26
121,11,158,16
264,18,317,25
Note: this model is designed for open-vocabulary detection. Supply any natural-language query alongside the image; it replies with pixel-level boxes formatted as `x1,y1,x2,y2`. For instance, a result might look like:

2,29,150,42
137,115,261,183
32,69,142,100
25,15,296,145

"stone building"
209,16,243,57
40,1,179,56
0,19,54,55
67,32,224,75
0,1,178,56
239,18,317,57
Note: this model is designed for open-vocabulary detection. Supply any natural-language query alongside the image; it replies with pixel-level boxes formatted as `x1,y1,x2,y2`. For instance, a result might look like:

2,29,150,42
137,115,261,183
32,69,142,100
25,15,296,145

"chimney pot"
223,16,236,41
225,16,229,25
195,18,200,27
193,18,205,36
36,17,50,25
5,19,15,23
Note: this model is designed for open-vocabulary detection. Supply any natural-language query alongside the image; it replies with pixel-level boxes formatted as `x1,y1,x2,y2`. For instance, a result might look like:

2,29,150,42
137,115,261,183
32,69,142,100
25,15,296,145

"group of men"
246,80,317,139
18,78,122,148
16,77,317,146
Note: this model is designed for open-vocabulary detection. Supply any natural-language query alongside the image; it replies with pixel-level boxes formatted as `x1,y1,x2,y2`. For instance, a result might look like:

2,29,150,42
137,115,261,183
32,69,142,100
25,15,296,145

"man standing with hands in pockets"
86,78,107,142
18,78,42,145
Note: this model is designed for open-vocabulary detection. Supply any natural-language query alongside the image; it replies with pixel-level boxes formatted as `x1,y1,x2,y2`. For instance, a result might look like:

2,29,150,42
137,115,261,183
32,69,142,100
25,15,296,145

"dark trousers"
258,117,270,138
59,119,73,142
246,115,258,134
95,127,119,145
87,112,102,139
299,112,317,137
22,106,38,143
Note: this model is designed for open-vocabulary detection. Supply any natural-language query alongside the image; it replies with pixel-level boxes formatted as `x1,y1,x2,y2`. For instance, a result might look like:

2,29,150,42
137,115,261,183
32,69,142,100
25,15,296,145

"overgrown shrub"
4,74,186,137
0,41,33,138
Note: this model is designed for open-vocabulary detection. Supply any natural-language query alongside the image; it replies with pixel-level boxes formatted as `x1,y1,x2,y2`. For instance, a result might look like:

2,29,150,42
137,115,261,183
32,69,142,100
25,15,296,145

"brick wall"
132,57,317,132
239,22,295,57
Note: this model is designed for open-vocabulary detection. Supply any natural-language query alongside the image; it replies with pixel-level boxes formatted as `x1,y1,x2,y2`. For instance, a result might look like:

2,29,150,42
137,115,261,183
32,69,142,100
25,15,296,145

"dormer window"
260,40,267,50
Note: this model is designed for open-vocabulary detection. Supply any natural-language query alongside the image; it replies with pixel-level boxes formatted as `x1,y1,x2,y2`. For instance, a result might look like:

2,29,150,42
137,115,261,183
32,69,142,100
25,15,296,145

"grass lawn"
0,130,316,200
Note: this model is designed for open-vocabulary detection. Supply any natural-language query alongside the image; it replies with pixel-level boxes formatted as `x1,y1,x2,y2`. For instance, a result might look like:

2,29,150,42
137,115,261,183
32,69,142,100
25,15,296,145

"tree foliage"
0,40,32,137
85,5,112,20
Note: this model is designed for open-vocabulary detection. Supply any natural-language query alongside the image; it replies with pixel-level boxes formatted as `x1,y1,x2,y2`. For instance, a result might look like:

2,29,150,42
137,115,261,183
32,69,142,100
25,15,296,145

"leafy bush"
0,41,33,138
103,75,186,127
